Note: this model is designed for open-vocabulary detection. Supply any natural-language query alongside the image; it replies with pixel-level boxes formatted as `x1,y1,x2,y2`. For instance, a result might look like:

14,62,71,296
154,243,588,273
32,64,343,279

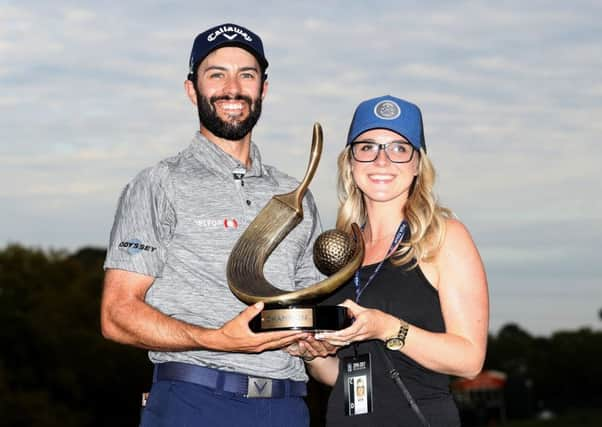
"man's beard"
196,92,262,141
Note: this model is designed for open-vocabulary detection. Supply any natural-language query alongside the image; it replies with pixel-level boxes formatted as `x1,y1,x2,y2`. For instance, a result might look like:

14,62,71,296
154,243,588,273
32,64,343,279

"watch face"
386,338,403,350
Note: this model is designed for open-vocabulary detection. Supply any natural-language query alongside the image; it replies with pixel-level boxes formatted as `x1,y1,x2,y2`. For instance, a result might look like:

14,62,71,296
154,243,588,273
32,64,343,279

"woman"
292,95,488,426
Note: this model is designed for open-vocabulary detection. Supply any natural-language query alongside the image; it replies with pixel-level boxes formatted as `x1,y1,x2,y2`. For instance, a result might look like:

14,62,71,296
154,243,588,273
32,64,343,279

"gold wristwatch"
385,319,409,351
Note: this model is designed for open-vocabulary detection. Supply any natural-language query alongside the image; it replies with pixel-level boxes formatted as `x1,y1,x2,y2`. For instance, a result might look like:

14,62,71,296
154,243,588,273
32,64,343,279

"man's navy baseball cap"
188,23,268,78
346,95,426,152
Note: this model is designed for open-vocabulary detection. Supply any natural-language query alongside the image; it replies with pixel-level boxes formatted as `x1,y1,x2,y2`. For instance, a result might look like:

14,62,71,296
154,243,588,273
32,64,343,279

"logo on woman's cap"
374,100,401,120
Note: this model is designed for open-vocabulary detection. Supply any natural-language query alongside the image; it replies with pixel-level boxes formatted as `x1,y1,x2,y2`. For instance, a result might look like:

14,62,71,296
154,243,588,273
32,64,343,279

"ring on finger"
302,353,316,362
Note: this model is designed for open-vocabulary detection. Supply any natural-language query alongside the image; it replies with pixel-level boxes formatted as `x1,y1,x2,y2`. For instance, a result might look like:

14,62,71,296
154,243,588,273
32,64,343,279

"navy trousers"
140,379,310,427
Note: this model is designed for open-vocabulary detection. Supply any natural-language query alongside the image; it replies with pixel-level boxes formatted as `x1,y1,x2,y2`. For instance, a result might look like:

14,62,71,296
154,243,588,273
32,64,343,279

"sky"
1,1,601,337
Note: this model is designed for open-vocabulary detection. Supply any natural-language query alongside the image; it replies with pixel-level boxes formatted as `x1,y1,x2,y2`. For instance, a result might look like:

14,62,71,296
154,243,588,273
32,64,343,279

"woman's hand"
288,336,341,386
285,334,338,361
314,299,400,345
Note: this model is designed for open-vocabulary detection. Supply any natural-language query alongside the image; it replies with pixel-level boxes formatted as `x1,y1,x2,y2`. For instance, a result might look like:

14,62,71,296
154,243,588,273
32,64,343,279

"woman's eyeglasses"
350,141,416,163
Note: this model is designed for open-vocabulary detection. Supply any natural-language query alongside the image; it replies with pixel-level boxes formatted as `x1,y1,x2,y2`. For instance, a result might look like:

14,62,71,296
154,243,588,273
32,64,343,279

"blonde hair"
336,148,452,267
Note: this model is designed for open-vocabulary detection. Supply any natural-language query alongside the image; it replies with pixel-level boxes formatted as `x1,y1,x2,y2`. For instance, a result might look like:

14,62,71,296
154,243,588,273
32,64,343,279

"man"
101,23,324,427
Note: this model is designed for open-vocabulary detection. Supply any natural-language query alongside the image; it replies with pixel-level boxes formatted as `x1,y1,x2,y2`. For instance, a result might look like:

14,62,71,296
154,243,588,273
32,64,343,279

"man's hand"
207,302,310,353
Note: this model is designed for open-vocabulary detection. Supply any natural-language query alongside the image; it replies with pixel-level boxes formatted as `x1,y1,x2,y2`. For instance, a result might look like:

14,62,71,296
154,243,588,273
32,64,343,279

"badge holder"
342,349,373,416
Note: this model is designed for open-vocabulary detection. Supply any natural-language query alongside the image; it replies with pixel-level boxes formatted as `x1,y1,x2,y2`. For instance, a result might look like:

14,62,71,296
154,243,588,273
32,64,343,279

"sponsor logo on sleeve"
118,239,157,255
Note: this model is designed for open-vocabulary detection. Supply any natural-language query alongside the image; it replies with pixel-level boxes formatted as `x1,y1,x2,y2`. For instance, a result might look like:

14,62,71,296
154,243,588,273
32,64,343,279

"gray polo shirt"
104,132,323,381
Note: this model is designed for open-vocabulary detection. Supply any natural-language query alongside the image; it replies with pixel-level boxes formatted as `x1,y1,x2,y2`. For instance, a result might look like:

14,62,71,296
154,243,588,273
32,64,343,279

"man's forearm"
101,296,211,351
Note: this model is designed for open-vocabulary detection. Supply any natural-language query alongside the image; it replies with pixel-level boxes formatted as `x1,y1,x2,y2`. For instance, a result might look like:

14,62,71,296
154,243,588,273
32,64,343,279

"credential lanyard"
354,221,408,302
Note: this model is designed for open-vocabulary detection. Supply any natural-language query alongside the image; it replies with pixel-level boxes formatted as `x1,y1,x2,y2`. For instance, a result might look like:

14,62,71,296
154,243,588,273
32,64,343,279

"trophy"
227,123,365,332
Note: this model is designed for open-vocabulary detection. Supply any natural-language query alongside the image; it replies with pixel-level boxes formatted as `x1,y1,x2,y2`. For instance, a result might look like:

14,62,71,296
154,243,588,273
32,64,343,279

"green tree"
485,323,602,419
0,245,151,427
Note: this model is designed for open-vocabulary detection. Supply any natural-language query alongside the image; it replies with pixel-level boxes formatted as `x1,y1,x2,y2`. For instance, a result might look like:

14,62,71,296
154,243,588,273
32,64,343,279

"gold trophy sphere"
313,229,358,276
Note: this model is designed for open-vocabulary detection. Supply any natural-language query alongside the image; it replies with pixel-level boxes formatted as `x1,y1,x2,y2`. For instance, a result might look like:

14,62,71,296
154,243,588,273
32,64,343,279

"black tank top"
323,260,461,427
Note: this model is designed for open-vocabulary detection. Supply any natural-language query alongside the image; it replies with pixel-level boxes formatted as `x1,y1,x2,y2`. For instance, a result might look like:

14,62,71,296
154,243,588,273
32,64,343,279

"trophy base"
249,305,350,333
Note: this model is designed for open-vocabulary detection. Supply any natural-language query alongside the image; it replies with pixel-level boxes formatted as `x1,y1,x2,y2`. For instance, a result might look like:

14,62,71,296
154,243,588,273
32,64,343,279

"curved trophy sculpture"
227,123,365,331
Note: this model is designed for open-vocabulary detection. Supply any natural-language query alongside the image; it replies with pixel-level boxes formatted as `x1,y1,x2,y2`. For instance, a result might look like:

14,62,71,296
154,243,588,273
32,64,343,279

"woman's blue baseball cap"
346,95,426,152
188,23,268,78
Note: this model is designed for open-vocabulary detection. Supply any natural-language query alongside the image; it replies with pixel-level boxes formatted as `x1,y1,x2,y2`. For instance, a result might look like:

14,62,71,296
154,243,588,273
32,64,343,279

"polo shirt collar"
190,132,269,180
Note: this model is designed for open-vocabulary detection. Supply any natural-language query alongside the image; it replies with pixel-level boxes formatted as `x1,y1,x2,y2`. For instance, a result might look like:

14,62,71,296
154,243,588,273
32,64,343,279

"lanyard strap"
379,345,431,426
354,221,408,302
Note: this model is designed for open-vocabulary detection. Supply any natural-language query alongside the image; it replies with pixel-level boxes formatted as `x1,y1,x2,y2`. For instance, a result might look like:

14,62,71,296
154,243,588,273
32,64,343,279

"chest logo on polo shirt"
195,218,239,230
224,218,239,229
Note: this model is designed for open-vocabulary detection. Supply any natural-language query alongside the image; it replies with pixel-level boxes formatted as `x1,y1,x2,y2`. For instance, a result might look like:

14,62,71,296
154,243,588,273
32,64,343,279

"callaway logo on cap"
188,23,268,77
